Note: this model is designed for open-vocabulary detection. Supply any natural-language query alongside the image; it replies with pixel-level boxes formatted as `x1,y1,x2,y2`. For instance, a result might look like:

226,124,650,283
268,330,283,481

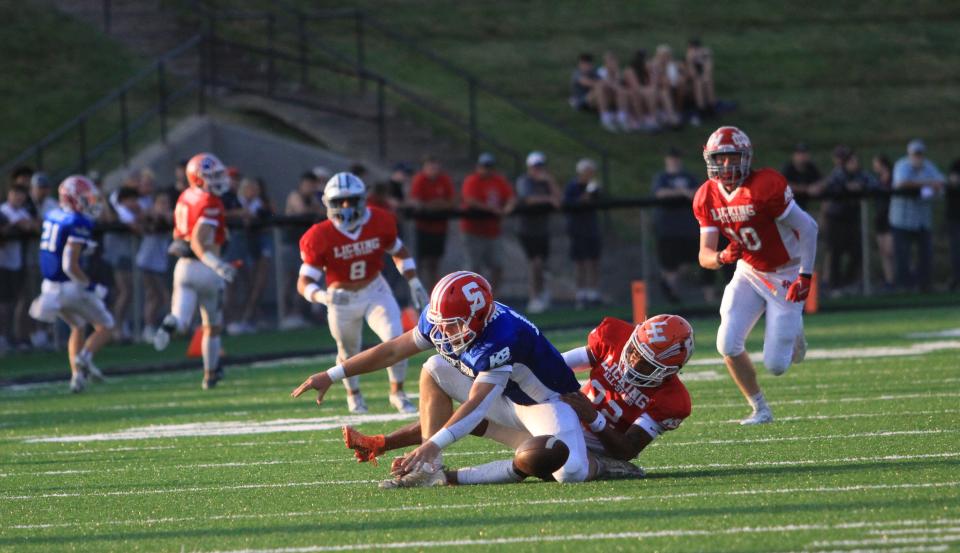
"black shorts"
416,230,447,258
570,234,601,261
520,234,550,260
0,268,25,302
657,236,699,271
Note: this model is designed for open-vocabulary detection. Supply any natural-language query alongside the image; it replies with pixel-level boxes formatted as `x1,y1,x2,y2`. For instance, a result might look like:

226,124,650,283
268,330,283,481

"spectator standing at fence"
781,143,823,210
222,167,253,334
388,163,413,211
136,191,172,342
0,185,34,353
947,159,960,290
564,158,603,309
280,171,324,329
890,139,944,292
236,177,274,330
28,173,59,218
9,166,33,190
104,177,142,342
822,149,874,294
409,155,455,290
516,151,561,313
685,38,716,123
653,148,715,304
460,153,515,290
871,155,896,289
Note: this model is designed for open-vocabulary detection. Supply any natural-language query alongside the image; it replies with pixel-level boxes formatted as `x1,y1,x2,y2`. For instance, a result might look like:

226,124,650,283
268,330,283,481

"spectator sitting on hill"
871,155,895,288
564,158,603,309
460,152,515,290
890,139,944,292
685,38,716,123
0,184,34,353
410,155,456,290
596,51,637,132
570,52,624,133
516,151,562,314
781,142,823,210
649,45,683,128
823,148,875,294
622,49,662,132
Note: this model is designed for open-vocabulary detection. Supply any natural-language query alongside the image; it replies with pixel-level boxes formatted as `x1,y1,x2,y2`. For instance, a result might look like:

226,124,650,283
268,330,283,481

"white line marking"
687,339,960,367
907,328,960,339
811,535,960,547
653,451,960,471
799,546,948,553
685,408,960,426
1,479,382,500
696,391,960,410
192,518,960,553
867,527,960,536
661,429,955,447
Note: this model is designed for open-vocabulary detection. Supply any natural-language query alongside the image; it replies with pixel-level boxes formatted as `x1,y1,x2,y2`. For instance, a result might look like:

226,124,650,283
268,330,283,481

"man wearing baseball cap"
515,151,561,313
890,138,945,291
460,153,515,290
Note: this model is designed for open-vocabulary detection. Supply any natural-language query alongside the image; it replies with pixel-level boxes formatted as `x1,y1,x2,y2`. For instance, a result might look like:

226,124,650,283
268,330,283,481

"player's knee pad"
716,326,745,358
764,352,791,376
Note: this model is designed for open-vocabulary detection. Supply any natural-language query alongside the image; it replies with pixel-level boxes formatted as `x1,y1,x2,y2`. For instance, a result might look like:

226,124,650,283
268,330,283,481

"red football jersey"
173,186,226,245
581,317,692,436
299,206,399,285
692,168,800,272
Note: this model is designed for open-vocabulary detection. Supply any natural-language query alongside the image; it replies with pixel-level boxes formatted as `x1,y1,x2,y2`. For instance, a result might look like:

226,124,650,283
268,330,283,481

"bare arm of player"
397,375,506,475
291,330,427,405
560,392,654,461
297,264,326,305
698,229,723,270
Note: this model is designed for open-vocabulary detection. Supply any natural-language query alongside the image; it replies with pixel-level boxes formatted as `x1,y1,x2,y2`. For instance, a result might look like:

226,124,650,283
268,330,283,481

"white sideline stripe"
697,391,960,410
12,440,311,457
907,328,960,338
867,527,960,536
24,413,418,443
194,518,960,553
661,429,955,447
654,451,960,471
686,339,960,367
688,408,960,426
812,535,960,547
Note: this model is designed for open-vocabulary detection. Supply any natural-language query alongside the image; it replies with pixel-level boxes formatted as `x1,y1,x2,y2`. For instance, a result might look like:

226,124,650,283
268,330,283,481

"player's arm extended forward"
427,372,508,449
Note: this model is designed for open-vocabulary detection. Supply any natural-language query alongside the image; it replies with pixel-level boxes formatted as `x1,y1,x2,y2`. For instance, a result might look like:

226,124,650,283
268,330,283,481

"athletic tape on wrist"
401,257,416,272
326,364,346,382
427,428,456,449
303,283,323,303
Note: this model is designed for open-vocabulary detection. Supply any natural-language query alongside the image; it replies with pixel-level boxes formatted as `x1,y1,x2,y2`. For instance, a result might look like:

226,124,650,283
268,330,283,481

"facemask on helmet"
323,172,367,232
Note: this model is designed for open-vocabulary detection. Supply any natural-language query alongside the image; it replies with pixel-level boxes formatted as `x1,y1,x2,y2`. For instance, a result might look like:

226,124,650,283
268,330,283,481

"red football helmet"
58,175,102,218
703,126,753,190
620,314,695,387
186,152,230,196
427,271,495,358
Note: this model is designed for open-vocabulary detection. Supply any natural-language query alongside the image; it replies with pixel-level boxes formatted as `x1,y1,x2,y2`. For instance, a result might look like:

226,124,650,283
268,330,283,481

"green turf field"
1,306,959,552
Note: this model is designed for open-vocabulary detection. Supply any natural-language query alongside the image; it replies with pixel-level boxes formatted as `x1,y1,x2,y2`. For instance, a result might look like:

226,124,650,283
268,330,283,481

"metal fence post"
158,61,167,143
267,14,276,96
860,197,872,295
355,11,366,93
468,78,478,162
120,90,129,166
377,77,386,160
601,153,611,191
272,226,285,326
78,119,88,174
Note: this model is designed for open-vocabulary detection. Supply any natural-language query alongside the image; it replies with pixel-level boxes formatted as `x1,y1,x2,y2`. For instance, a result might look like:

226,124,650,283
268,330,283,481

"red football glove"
717,241,743,266
786,274,812,303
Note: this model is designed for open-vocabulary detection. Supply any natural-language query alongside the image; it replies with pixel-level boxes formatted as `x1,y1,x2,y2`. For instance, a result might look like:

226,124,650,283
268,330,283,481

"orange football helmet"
620,314,695,387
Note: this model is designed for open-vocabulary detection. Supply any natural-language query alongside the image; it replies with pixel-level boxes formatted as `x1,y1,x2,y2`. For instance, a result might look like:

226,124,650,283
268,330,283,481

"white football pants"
327,274,406,389
171,258,225,331
423,354,590,483
35,280,115,329
717,260,804,375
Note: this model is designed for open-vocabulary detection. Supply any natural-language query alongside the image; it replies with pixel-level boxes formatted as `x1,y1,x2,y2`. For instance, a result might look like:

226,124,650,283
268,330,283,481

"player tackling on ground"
153,153,237,390
297,172,429,414
342,314,694,484
693,126,819,424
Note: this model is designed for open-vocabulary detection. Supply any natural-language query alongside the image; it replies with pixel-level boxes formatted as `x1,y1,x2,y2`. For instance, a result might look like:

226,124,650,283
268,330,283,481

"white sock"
749,391,768,412
343,376,361,392
455,460,524,485
202,335,221,372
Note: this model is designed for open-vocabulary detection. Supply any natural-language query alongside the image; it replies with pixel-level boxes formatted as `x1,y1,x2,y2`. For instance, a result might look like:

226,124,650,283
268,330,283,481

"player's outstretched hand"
290,372,333,406
561,392,599,424
395,441,441,476
409,277,429,311
785,273,812,303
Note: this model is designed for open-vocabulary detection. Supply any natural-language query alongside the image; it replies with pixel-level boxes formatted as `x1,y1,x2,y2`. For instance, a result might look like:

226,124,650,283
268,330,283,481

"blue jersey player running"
293,270,600,487
29,176,113,392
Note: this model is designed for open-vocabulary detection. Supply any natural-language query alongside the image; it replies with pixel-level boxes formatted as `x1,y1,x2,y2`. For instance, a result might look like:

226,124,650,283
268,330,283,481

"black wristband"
799,273,812,278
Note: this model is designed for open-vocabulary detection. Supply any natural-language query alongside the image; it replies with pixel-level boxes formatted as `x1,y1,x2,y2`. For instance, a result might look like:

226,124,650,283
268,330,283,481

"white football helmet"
323,172,367,232
58,175,103,219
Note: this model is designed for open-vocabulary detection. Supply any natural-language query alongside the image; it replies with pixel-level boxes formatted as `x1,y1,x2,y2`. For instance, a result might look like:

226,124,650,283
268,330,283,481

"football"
512,435,570,480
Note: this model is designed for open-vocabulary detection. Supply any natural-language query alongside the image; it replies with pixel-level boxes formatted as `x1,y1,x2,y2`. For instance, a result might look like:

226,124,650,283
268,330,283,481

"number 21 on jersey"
39,221,60,252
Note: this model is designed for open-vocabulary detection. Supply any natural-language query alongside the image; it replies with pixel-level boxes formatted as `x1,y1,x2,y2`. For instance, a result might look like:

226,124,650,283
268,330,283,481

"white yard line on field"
866,527,960,536
653,451,960,471
191,518,960,553
7,485,959,531
696,391,960,410
684,408,960,426
659,429,955,447
798,546,947,553
811,535,960,547
686,339,960,367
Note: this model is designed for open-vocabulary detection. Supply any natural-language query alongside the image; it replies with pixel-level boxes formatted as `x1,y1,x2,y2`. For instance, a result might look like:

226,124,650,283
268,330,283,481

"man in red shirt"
410,155,456,289
460,153,515,290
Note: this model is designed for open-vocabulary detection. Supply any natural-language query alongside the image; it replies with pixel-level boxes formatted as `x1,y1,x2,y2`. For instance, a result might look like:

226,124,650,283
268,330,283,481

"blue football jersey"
416,302,580,405
38,208,94,282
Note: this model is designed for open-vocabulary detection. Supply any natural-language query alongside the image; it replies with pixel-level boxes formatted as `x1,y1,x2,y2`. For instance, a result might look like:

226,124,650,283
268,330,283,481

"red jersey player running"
153,153,237,390
342,314,693,484
298,172,429,414
693,126,819,424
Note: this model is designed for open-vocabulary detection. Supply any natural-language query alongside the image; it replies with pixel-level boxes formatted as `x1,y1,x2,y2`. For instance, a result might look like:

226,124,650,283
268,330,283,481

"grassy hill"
265,0,960,192
0,2,141,166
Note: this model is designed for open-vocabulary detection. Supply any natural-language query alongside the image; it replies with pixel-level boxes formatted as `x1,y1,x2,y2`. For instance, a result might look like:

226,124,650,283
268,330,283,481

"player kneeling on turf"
29,176,113,393
342,314,694,484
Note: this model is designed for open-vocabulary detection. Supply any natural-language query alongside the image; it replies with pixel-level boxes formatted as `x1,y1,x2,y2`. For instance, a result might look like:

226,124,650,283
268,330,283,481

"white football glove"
214,261,237,283
408,277,429,311
91,283,109,300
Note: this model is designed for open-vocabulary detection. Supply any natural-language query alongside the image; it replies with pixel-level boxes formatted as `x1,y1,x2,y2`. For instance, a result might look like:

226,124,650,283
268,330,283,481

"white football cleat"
740,407,774,425
389,391,417,414
593,455,646,480
74,353,105,382
70,372,87,393
347,393,368,414
792,332,807,364
379,463,446,489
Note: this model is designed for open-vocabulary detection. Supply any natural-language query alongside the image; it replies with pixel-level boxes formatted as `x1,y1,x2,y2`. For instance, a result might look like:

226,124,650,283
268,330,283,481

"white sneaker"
70,372,87,393
389,391,417,414
347,393,368,414
153,314,176,351
792,333,807,364
740,407,774,425
379,463,446,489
74,353,105,382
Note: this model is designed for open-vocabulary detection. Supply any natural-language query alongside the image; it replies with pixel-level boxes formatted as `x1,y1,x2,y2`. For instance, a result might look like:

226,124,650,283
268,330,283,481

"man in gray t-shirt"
515,151,561,313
